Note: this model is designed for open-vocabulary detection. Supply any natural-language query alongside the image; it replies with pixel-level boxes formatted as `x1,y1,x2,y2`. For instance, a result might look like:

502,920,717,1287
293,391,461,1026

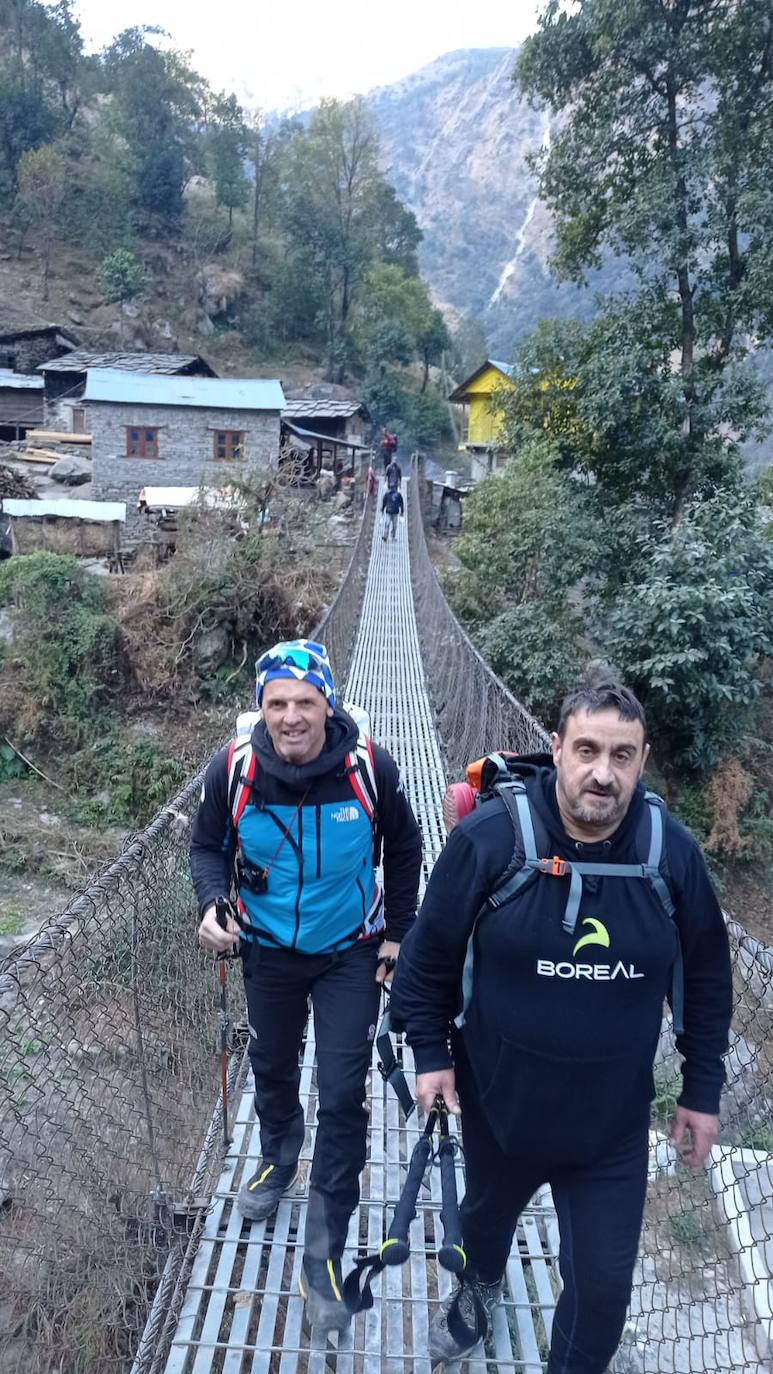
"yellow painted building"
448,359,515,446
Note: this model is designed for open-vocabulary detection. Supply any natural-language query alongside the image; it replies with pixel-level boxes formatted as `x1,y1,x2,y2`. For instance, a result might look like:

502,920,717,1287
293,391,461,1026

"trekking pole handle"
381,1106,438,1264
436,1113,466,1275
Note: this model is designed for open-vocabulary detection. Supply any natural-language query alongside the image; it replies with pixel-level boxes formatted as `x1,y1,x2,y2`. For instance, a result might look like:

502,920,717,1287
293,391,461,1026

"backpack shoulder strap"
227,734,258,831
455,776,545,1027
642,792,684,1035
346,730,378,823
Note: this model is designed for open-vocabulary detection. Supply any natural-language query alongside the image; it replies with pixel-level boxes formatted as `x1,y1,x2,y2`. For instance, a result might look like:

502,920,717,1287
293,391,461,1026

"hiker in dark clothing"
385,458,402,491
381,486,404,540
390,668,732,1373
192,639,421,1334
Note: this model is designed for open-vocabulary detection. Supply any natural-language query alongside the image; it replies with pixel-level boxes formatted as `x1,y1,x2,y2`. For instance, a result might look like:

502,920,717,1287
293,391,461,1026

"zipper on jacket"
355,875,367,922
293,808,304,950
316,805,322,879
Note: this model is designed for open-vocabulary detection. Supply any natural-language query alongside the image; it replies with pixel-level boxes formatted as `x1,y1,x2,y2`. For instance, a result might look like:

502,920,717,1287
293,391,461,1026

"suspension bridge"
0,464,771,1374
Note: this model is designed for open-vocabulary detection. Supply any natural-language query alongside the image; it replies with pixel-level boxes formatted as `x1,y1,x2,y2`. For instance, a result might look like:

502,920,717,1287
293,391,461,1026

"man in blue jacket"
191,639,422,1332
390,669,732,1373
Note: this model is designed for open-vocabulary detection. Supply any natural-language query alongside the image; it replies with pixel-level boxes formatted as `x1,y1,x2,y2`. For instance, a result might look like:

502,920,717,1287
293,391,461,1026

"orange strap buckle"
539,856,569,877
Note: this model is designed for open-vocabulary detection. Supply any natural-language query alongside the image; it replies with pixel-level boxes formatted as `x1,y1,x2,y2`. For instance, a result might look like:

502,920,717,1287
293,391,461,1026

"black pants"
457,1059,649,1374
241,938,381,1260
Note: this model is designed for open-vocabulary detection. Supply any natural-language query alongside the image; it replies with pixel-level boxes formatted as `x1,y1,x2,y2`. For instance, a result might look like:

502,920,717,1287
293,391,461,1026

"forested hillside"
0,0,453,446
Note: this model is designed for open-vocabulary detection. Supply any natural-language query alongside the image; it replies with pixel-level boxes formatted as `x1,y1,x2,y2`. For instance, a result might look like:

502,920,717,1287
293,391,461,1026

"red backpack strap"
227,736,258,830
346,733,378,822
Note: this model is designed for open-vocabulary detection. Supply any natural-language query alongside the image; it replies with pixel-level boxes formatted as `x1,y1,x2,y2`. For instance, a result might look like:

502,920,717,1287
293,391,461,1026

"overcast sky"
72,0,542,111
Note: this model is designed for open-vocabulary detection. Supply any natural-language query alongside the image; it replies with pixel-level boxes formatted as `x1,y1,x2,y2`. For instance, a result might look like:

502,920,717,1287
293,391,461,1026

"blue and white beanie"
255,639,337,709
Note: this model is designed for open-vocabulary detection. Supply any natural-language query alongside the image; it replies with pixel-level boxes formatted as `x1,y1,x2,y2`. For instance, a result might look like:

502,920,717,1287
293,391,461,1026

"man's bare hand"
416,1069,460,1117
198,903,241,954
669,1106,719,1167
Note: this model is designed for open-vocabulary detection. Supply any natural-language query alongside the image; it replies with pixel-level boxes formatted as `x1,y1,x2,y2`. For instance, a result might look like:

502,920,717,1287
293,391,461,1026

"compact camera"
238,857,270,896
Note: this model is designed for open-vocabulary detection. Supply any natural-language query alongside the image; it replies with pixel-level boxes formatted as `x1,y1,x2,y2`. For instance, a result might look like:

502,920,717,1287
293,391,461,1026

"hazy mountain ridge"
366,48,626,357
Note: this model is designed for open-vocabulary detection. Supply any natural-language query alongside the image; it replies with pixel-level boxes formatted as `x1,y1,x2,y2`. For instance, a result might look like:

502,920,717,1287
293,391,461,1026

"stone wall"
88,401,280,534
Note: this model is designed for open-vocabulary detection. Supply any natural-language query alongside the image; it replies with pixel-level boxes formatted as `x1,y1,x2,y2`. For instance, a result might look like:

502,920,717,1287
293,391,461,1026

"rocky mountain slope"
368,47,629,359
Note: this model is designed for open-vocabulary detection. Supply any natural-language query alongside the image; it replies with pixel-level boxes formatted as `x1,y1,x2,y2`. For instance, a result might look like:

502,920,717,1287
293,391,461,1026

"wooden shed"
1,497,126,565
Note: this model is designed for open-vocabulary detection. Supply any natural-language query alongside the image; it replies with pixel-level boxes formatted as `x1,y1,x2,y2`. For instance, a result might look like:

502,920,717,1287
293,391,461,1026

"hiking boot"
429,1277,502,1363
299,1256,351,1332
237,1159,299,1220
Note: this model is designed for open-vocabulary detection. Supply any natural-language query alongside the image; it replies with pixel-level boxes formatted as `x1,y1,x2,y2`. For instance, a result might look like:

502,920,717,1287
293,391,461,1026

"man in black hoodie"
191,639,421,1333
390,670,732,1373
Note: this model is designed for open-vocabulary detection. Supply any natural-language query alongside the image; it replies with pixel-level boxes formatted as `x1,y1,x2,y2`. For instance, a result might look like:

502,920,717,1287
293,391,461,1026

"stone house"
0,321,78,375
84,369,285,533
39,350,216,431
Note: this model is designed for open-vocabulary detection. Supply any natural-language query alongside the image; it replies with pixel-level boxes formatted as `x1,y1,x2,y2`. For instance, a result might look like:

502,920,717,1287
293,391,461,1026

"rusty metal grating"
155,477,559,1373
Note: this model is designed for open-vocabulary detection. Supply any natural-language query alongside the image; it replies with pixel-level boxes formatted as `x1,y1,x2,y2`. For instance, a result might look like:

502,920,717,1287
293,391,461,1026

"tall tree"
15,140,67,297
103,28,205,225
517,0,773,509
0,0,83,192
208,92,248,228
283,98,421,381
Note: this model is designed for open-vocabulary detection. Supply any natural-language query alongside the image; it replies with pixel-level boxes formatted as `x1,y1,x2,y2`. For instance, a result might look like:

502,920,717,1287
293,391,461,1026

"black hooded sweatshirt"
190,707,422,948
390,763,732,1162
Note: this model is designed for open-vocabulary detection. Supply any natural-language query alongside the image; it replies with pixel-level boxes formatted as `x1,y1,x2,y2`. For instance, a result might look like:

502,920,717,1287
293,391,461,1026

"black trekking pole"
436,1106,466,1277
215,896,235,1149
343,1101,440,1313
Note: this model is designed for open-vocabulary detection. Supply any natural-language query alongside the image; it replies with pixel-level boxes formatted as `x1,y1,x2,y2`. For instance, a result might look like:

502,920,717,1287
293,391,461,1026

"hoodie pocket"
472,1036,650,1164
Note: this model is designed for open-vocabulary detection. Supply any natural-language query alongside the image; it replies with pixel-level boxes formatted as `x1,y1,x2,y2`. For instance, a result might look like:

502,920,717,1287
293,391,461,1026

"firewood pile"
0,464,38,499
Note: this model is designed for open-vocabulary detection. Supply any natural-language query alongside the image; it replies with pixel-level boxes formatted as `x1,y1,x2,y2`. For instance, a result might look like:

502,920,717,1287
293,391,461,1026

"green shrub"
0,553,122,744
73,735,188,828
652,1063,682,1128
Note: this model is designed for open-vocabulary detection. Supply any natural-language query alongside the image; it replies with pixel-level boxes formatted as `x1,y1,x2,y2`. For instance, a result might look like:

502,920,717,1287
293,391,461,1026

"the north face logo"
332,805,360,822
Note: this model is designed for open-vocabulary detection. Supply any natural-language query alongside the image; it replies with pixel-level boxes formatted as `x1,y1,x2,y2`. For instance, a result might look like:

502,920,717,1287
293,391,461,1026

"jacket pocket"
470,1035,650,1164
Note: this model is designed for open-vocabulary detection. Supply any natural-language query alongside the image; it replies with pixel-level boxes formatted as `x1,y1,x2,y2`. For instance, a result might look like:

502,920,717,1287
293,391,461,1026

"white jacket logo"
332,805,360,822
538,917,644,981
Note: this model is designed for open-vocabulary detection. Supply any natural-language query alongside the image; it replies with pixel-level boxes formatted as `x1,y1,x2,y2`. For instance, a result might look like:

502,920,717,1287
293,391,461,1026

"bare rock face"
194,625,231,676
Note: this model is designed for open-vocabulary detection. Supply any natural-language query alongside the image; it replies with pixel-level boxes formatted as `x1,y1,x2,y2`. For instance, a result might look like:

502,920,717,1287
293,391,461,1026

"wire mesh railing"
407,457,550,777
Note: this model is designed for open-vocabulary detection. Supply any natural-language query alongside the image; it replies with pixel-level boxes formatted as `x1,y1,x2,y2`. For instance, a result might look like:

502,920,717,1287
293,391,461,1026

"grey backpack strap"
455,781,541,1027
644,793,683,1034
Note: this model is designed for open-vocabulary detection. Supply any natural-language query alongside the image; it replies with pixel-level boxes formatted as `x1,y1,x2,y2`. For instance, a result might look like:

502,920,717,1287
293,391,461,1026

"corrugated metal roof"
0,369,44,390
39,350,214,376
2,498,126,521
83,369,285,411
283,399,363,419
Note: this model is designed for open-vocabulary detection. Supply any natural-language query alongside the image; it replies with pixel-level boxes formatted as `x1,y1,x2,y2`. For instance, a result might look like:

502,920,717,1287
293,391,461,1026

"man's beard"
569,788,625,828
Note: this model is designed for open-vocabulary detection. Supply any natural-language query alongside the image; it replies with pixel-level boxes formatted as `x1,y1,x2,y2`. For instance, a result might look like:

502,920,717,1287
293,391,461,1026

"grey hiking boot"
237,1159,299,1220
299,1256,352,1333
429,1277,502,1364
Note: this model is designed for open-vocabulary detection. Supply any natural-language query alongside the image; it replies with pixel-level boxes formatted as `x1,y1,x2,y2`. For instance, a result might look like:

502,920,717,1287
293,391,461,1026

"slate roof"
39,350,216,377
282,399,365,420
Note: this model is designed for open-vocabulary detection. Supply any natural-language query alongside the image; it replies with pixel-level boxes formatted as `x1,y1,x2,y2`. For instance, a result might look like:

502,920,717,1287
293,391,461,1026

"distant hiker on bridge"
390,667,732,1374
381,486,404,541
385,457,402,492
380,426,398,470
191,639,421,1334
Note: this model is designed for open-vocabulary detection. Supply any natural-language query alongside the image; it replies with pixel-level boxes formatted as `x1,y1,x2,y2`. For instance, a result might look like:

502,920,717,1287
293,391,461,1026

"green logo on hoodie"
572,917,611,957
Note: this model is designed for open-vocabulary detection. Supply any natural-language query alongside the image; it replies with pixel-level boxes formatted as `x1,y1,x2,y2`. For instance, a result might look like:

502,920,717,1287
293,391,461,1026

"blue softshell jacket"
190,708,422,955
390,763,732,1161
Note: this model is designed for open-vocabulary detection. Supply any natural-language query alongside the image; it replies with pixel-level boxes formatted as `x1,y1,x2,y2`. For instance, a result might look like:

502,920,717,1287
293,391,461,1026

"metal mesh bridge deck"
159,478,560,1373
